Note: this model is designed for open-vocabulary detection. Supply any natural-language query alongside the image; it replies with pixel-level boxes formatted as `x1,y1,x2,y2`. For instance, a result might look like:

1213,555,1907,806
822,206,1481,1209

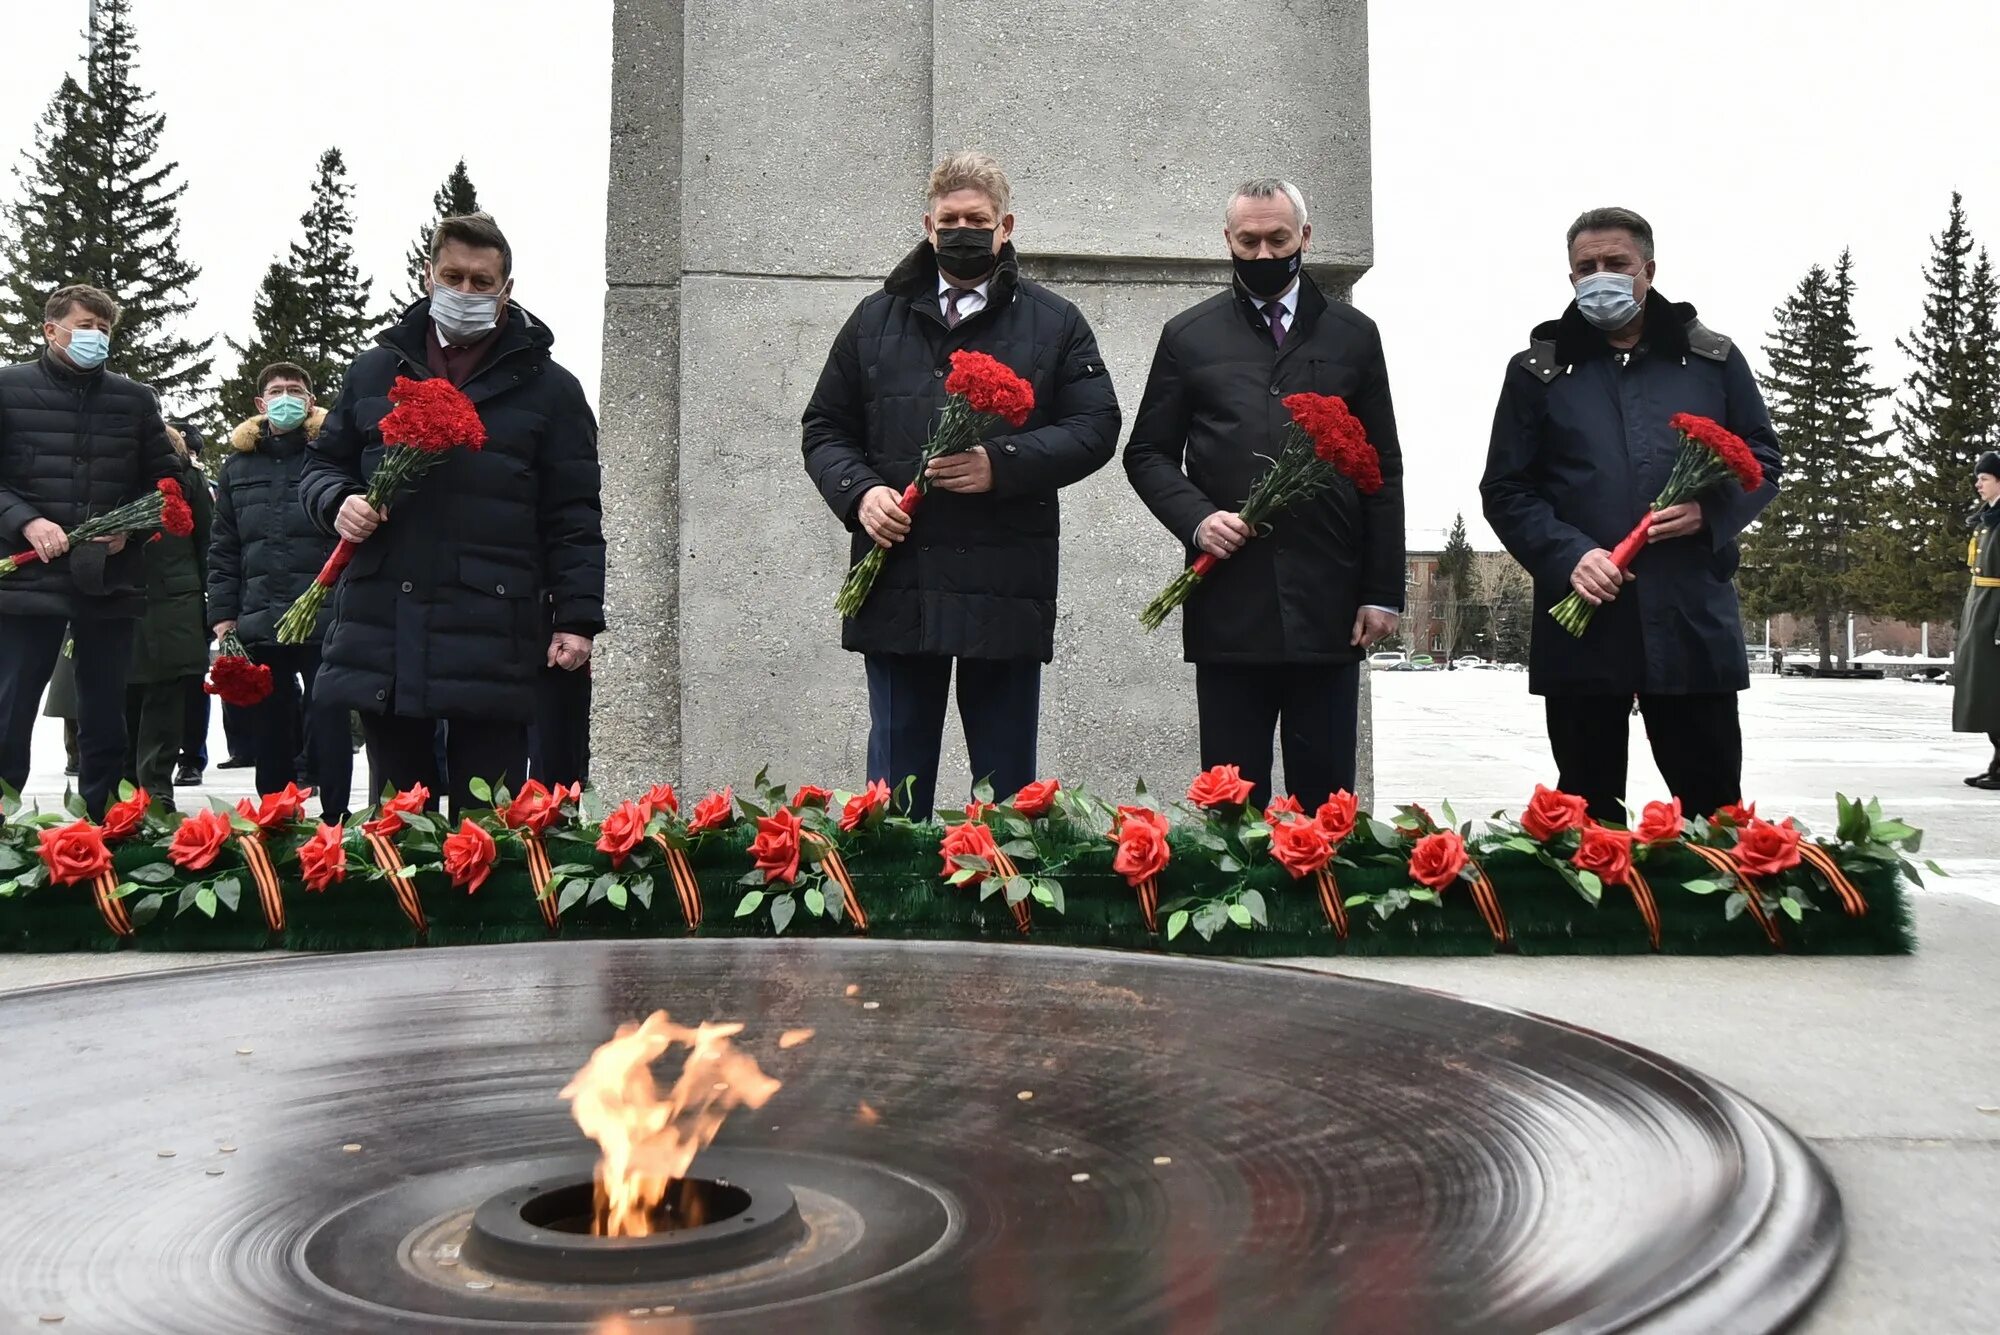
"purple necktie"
1264,300,1287,348
945,288,965,329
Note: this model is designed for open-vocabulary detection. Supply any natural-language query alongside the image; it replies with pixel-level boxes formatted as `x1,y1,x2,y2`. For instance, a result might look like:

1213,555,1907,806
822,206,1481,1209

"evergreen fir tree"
1739,254,1890,668
1878,193,1996,626
1434,513,1477,658
398,159,481,310
1485,563,1533,664
0,0,210,401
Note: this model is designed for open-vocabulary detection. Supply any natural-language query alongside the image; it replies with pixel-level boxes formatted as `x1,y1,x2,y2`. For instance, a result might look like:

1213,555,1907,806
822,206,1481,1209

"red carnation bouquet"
204,629,274,707
833,349,1034,618
1140,392,1384,631
0,478,194,578
1548,412,1765,637
275,376,487,643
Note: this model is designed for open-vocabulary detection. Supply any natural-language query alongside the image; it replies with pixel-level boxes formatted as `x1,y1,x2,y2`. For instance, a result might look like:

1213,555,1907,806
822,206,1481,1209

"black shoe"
1969,773,2000,790
173,762,203,787
216,756,254,770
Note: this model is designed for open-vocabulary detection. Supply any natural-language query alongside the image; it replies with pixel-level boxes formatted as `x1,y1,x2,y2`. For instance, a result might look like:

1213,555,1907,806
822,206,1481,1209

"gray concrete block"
680,0,933,278
932,0,1372,268
605,0,685,286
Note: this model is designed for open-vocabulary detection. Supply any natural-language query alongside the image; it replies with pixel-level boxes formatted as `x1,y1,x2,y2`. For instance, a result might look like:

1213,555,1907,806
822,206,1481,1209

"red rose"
1408,830,1469,891
839,780,891,832
1571,823,1635,888
1187,764,1254,810
1111,805,1171,886
943,349,1035,427
362,784,432,838
748,807,804,885
1010,778,1061,819
501,779,570,834
1733,818,1803,878
1315,791,1359,846
297,823,348,892
440,819,498,894
638,783,680,818
596,800,650,869
1713,801,1758,828
101,788,151,842
1263,794,1305,825
37,820,112,885
689,786,735,834
1520,784,1590,842
790,784,833,810
1269,817,1333,879
380,375,488,453
938,819,1002,883
1635,798,1684,846
169,808,234,871
236,782,311,832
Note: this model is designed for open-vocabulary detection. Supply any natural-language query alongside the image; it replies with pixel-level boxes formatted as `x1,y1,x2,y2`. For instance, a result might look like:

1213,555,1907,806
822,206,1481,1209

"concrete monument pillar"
597,0,1376,808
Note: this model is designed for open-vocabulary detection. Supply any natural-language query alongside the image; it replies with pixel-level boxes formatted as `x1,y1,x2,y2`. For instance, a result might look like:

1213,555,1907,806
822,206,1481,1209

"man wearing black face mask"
802,151,1121,819
1125,178,1406,810
1480,207,1782,824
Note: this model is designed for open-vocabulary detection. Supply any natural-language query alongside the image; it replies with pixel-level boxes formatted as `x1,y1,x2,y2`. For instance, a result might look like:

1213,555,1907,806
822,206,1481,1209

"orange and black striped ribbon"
992,850,1031,935
236,836,286,934
816,843,868,932
1685,843,1782,947
1312,866,1350,939
1464,858,1511,945
363,830,426,934
1134,876,1160,934
91,869,134,938
1797,844,1868,917
650,834,703,931
517,829,562,930
1623,866,1662,951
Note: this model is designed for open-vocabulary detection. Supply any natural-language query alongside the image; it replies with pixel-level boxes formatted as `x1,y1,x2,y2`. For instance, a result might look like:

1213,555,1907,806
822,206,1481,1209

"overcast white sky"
5,1,1999,549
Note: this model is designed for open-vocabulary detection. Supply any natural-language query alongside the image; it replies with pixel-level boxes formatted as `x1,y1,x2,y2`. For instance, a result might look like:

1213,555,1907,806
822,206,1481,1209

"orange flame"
558,1011,792,1237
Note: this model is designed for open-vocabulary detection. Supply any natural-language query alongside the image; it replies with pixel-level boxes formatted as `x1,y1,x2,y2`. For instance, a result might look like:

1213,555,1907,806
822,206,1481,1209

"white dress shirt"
938,273,992,323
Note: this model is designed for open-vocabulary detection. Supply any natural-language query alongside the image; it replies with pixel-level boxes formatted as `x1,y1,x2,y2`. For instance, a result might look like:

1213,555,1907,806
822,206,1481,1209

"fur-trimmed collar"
1534,288,1697,366
884,240,1022,307
230,405,328,452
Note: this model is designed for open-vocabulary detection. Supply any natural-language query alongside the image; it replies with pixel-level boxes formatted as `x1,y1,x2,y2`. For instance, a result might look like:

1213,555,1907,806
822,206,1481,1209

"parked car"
1453,655,1487,669
1409,654,1435,667
1366,651,1408,669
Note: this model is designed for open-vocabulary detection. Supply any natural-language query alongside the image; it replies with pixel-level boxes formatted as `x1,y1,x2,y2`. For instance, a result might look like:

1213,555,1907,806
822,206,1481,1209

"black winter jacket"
0,351,180,619
207,409,339,645
801,242,1121,661
1480,291,1782,696
299,303,606,722
1124,274,1407,665
128,449,213,684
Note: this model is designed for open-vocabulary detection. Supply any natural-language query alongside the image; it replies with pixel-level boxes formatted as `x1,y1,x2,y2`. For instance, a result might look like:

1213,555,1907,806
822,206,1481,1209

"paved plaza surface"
6,672,1996,1332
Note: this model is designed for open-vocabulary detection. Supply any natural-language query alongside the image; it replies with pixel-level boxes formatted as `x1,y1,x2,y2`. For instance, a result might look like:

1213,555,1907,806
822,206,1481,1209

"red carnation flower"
380,375,488,453
839,779,891,832
1668,412,1764,490
1187,764,1254,810
944,349,1035,427
169,808,234,872
689,786,735,834
156,477,183,500
160,491,195,538
749,807,804,885
101,788,152,842
204,653,274,707
297,823,348,892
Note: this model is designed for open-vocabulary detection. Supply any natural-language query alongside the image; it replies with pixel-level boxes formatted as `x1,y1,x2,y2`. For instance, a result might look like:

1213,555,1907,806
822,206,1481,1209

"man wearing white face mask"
1480,207,1782,824
301,213,605,817
0,283,180,816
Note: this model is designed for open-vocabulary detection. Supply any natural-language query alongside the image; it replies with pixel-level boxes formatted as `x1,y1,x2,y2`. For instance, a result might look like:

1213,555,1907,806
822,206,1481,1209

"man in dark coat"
1952,451,2000,786
125,420,212,799
1481,207,1782,822
300,214,605,815
209,362,353,820
0,284,179,816
1125,179,1406,809
801,151,1120,819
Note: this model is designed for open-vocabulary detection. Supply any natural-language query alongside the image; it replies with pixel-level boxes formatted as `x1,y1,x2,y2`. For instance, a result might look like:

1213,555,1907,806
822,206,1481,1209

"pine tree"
0,0,211,401
1877,194,1998,626
398,160,481,310
1740,253,1890,668
1434,513,1476,659
1485,562,1533,664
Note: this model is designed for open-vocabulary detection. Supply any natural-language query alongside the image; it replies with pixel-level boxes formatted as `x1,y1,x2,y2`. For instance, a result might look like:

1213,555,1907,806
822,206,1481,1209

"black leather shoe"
1968,773,2000,790
216,756,254,770
173,762,203,787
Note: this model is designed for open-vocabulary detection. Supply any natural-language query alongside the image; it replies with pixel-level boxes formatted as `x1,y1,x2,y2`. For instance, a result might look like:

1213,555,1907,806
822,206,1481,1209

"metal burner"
462,1152,805,1283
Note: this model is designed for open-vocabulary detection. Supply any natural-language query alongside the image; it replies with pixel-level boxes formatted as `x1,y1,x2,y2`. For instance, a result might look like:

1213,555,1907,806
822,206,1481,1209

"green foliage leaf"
129,892,165,927
1366,818,1399,848
999,839,1038,860
468,777,493,803
1724,891,1747,922
1682,878,1722,894
631,877,654,910
1226,903,1253,928
195,886,218,918
1166,909,1189,941
608,882,629,910
1407,888,1438,902
804,886,826,916
212,876,242,913
127,861,175,884
0,845,24,872
1576,869,1603,903
1004,876,1031,906
1780,895,1803,922
1216,853,1243,874
972,777,996,804
558,879,589,913
1343,893,1371,907
734,890,765,917
590,873,617,904
770,893,796,935
1240,888,1268,926
1031,883,1055,907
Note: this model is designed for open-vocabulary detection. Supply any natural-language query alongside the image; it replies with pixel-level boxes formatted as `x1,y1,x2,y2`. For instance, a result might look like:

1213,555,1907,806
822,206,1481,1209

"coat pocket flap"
458,554,533,599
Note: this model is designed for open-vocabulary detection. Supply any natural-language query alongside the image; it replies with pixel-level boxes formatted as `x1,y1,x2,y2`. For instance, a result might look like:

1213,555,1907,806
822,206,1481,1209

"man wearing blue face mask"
1481,207,1783,824
0,283,180,816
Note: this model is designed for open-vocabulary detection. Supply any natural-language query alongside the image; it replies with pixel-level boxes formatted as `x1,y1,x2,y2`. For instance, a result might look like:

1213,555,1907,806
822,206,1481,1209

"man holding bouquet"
1124,179,1405,809
1480,207,1781,822
0,284,180,816
301,214,605,815
802,151,1120,819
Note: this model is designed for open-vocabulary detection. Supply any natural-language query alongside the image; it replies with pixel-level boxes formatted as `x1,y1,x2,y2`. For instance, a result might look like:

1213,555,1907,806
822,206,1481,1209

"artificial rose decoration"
596,800,649,869
169,808,234,871
1315,791,1359,845
501,779,574,834
362,784,432,838
1733,818,1804,878
1269,816,1334,878
938,819,1002,884
1187,765,1254,810
1263,794,1306,825
1714,801,1759,828
749,807,804,885
1572,824,1636,887
689,787,735,834
100,788,151,842
639,783,680,818
839,780,892,832
237,782,311,832
1010,778,1061,819
442,819,498,894
1111,805,1171,886
790,784,834,811
1520,784,1591,842
297,823,348,892
1635,798,1684,846
37,820,113,885
1408,830,1469,891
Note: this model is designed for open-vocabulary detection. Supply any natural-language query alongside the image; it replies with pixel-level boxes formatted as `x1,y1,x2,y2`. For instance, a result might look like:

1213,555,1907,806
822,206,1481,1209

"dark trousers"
1545,692,1742,825
0,614,135,817
864,654,1040,821
180,676,208,769
126,678,194,798
1195,662,1361,811
361,713,528,818
529,663,592,789
251,643,355,822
